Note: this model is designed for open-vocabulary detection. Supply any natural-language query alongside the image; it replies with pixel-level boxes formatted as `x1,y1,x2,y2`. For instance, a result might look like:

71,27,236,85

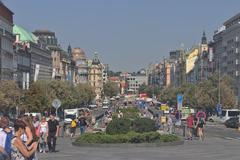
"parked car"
225,117,239,128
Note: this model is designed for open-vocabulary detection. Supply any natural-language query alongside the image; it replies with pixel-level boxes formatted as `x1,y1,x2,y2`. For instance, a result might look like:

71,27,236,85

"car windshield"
66,115,76,119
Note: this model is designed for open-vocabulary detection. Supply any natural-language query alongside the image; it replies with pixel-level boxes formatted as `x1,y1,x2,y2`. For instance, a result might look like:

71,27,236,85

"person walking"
70,118,77,137
78,115,87,135
186,113,194,140
196,117,205,141
38,117,48,153
11,119,38,160
167,115,173,134
21,116,38,160
47,114,59,152
0,116,12,160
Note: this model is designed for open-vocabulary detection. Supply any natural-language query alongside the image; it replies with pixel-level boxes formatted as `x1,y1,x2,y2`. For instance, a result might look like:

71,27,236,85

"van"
208,109,240,123
221,109,240,122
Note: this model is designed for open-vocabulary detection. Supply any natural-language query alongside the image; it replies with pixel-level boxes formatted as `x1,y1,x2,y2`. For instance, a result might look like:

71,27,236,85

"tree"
103,81,119,97
0,81,22,113
23,80,51,112
24,81,96,112
139,84,161,98
74,83,96,106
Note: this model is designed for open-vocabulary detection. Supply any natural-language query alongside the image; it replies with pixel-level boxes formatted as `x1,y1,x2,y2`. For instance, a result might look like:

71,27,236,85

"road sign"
177,94,183,110
52,99,61,109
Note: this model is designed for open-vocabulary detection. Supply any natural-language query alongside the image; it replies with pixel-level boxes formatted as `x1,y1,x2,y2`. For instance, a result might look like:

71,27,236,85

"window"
228,111,240,117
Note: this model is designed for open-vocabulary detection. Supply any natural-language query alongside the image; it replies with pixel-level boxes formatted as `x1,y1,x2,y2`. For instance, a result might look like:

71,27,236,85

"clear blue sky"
4,0,240,72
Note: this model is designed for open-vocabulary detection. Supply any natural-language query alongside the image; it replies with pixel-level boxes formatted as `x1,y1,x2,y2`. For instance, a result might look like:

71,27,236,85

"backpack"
3,130,13,157
71,120,77,128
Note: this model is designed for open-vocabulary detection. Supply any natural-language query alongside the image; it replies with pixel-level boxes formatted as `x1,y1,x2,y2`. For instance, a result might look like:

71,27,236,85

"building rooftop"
13,25,38,43
223,12,240,28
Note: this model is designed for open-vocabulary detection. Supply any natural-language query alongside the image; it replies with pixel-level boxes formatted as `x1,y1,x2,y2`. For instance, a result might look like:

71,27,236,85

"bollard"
182,124,186,137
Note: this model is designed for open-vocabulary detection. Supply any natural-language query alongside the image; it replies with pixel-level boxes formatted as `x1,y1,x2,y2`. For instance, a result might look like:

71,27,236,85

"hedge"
106,118,132,135
132,118,157,133
75,132,180,144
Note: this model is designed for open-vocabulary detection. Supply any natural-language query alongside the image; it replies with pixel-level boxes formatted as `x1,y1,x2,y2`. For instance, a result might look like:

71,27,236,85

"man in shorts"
186,113,194,140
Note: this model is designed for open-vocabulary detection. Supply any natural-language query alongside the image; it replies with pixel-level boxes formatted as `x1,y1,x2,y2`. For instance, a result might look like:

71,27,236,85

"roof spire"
201,30,207,44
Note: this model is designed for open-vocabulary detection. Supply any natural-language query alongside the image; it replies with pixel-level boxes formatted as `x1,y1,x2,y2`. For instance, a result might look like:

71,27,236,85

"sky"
3,0,240,72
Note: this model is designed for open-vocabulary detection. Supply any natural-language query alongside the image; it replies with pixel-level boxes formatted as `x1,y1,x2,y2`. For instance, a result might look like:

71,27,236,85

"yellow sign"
186,48,199,74
160,105,169,111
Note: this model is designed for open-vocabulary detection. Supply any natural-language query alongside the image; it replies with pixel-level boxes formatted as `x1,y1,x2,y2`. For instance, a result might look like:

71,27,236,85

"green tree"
74,83,96,106
0,81,22,113
103,81,119,97
139,84,161,98
23,80,51,112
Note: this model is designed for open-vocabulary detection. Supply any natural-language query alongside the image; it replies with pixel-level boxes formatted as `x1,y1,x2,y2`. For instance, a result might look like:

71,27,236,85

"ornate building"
71,48,88,84
88,53,103,100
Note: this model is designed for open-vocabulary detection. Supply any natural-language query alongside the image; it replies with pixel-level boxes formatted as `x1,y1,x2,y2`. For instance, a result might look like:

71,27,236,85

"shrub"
75,132,180,144
106,118,132,135
132,118,157,133
118,107,140,120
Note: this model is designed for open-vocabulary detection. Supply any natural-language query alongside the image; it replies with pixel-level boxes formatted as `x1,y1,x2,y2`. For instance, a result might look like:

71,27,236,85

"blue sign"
216,103,222,116
177,94,183,110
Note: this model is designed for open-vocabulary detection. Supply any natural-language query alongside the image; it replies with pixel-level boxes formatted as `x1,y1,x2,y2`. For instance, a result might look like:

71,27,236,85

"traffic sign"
52,99,61,109
177,94,183,110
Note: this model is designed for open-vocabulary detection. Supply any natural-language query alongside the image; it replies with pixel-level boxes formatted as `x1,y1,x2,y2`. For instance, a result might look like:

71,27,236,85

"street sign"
177,94,183,110
52,99,61,109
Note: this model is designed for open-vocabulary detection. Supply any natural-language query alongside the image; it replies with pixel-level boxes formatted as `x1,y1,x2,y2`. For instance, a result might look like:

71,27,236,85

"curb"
72,140,184,148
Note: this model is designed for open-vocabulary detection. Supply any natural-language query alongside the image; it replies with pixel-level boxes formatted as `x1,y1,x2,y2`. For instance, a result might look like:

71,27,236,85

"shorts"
198,124,204,128
71,127,76,133
187,127,194,133
175,120,181,126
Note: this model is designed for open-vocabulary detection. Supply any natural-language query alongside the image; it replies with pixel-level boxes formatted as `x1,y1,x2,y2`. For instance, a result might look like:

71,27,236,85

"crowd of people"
154,109,206,141
0,113,60,160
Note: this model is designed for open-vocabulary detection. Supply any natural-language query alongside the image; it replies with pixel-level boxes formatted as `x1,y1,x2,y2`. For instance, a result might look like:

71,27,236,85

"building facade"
13,25,52,83
88,53,103,100
33,30,71,81
0,2,14,80
126,73,147,94
71,48,88,84
213,13,240,104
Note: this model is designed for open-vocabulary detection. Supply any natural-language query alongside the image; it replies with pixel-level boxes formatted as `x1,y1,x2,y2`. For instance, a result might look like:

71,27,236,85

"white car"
208,109,240,123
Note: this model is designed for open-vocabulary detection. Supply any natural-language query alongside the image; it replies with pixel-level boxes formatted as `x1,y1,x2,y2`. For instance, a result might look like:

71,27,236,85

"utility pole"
218,54,221,105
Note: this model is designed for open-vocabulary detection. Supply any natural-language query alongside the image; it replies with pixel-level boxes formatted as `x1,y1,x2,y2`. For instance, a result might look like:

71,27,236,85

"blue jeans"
80,126,85,135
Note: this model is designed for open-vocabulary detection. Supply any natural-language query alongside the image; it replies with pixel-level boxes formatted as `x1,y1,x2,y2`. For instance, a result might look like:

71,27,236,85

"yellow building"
88,53,104,100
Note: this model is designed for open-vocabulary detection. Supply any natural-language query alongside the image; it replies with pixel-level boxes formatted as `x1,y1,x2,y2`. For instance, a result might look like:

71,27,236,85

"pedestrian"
186,113,194,140
21,116,38,160
167,115,173,134
47,113,59,152
0,116,12,160
175,110,182,127
78,115,87,135
196,117,205,141
38,117,48,153
70,118,77,137
11,119,38,160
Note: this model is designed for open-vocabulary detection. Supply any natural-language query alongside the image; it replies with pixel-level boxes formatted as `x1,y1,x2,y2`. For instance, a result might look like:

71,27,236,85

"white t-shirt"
0,130,6,148
40,122,48,133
